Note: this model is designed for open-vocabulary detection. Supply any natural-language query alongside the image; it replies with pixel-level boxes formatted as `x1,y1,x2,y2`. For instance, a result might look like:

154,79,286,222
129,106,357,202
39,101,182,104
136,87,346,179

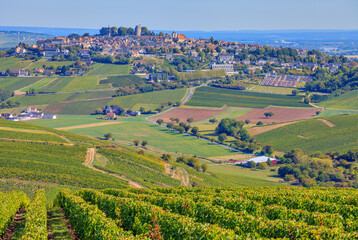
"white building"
210,63,234,73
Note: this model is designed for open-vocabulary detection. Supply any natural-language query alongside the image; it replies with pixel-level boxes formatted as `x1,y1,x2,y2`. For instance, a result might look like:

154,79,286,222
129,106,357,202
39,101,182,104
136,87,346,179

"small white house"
42,114,57,119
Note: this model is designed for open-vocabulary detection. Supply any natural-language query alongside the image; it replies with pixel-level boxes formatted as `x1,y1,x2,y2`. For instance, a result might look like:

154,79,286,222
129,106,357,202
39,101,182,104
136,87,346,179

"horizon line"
1,25,358,33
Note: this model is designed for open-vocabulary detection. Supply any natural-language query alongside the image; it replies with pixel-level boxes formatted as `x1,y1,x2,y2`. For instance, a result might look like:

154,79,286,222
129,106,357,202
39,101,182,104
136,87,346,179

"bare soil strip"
56,121,121,130
248,121,301,136
83,148,143,188
318,118,336,127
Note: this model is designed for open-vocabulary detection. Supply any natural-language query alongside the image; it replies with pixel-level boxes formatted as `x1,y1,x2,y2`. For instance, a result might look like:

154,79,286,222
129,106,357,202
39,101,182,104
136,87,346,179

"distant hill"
0,30,53,49
0,26,98,37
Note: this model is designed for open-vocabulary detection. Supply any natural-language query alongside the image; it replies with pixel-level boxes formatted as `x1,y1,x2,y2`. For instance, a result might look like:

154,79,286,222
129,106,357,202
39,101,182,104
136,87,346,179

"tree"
103,133,112,140
284,174,295,182
256,121,263,126
209,118,218,124
215,118,244,137
264,112,274,118
218,133,227,143
304,97,310,104
262,145,274,155
156,119,164,125
191,126,199,135
133,139,140,146
187,117,194,123
292,89,299,96
201,164,208,172
248,161,256,169
258,162,268,169
175,101,181,107
174,118,180,123
141,140,148,148
316,111,321,116
245,119,251,124
161,153,172,162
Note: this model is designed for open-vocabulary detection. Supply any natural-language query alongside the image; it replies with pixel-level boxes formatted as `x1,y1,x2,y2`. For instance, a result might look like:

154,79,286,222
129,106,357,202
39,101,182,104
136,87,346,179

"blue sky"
1,0,357,31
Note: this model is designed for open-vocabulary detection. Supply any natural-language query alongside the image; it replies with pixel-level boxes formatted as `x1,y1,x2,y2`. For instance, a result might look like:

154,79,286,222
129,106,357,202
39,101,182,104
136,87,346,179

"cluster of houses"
2,106,56,121
104,106,141,120
228,156,278,166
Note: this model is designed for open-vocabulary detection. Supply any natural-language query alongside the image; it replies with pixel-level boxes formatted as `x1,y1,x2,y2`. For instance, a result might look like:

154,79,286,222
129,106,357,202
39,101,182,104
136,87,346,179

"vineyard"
2,187,358,239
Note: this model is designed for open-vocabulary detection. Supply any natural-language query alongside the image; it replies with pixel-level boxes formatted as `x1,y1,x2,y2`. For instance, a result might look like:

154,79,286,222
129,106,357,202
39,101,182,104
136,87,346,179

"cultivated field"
60,76,110,92
38,77,74,92
25,60,75,70
151,107,226,123
100,75,146,87
0,57,31,71
20,77,55,92
186,86,309,108
236,106,318,124
108,88,188,108
0,77,42,91
255,114,358,153
87,63,131,76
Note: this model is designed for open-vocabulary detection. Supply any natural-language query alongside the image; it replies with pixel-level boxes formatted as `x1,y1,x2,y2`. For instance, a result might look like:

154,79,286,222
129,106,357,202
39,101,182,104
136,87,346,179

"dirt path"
83,148,143,188
1,208,26,240
56,121,122,130
318,118,336,127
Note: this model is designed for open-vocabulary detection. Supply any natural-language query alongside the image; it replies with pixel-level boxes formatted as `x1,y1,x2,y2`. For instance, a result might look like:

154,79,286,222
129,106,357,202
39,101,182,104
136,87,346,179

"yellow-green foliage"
21,189,47,240
0,191,29,236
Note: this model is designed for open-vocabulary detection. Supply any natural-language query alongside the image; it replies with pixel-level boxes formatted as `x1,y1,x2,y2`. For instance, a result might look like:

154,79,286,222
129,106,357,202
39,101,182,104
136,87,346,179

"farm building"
245,156,277,166
42,114,57,119
107,112,116,119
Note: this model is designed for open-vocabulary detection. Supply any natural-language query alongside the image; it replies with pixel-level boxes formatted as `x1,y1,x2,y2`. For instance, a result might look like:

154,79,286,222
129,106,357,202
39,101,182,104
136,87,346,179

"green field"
25,60,75,70
87,63,131,76
30,115,103,128
187,87,309,108
60,76,111,92
100,75,146,87
255,114,358,153
319,89,358,110
11,93,72,106
318,108,358,117
20,77,55,92
109,88,187,108
0,57,32,71
35,115,242,158
0,77,43,91
39,77,73,92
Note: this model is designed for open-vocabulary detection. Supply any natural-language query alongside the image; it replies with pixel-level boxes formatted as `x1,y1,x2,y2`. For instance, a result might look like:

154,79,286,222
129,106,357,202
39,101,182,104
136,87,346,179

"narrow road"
83,148,143,188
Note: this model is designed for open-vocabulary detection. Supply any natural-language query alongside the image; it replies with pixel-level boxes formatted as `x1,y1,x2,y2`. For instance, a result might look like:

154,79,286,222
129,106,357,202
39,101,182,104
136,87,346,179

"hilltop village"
1,25,355,82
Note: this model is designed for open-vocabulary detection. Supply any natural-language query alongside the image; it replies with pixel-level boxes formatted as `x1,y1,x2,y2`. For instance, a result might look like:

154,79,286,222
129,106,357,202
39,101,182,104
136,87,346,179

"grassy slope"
319,89,358,110
0,119,129,190
187,86,310,108
255,114,358,153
